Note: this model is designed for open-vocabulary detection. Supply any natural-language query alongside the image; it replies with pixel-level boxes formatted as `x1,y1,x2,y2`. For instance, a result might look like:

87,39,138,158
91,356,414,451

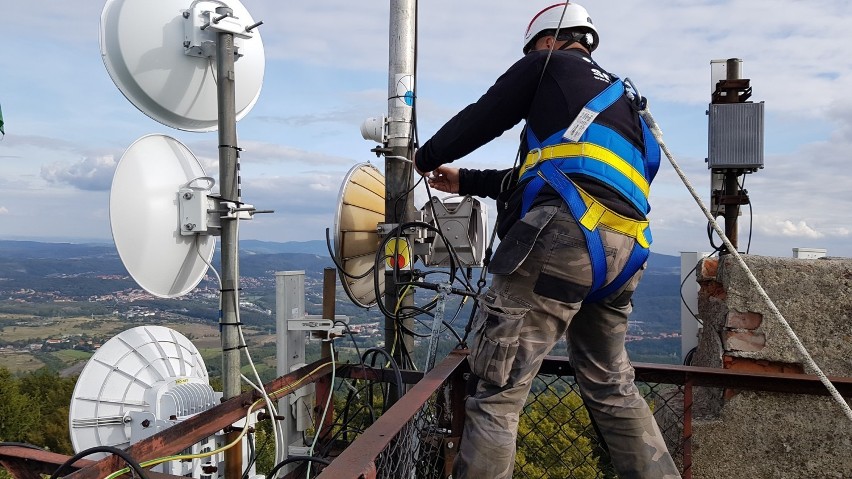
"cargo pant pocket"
488,205,558,276
468,293,529,387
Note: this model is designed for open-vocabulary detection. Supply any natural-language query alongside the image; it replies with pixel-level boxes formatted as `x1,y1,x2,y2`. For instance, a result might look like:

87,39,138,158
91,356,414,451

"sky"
1,0,851,259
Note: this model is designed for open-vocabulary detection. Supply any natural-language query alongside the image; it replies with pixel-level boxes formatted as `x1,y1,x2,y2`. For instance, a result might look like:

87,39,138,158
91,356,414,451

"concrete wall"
690,254,852,478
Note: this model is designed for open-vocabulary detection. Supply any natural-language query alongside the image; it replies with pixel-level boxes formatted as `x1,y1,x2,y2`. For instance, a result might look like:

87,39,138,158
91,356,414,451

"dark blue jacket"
415,48,648,239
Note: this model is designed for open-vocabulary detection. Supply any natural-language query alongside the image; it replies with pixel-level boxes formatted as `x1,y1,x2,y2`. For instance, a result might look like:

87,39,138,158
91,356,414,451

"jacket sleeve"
458,168,512,200
414,54,545,173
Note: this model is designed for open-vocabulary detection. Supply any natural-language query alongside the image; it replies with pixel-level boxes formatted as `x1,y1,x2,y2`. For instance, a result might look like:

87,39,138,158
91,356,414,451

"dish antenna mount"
100,0,268,472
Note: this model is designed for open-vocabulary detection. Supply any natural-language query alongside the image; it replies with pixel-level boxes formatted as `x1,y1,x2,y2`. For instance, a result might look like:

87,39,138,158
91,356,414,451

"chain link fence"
318,353,687,479
319,368,454,478
369,400,448,478
515,373,685,478
315,352,466,479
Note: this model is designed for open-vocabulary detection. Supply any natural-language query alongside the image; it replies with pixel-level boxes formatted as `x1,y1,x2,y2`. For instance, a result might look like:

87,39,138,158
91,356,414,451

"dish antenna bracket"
178,176,220,236
184,4,255,59
178,179,267,237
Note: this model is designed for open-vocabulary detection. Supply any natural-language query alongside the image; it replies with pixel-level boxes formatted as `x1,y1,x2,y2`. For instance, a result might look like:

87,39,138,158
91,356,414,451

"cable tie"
223,344,247,352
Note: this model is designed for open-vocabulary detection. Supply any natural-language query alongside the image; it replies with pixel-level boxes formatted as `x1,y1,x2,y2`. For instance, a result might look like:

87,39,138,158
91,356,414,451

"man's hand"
426,166,460,194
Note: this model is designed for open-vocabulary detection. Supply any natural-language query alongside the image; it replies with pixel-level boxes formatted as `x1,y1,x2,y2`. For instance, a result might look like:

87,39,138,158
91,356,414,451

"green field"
0,314,276,376
0,316,125,342
0,351,46,373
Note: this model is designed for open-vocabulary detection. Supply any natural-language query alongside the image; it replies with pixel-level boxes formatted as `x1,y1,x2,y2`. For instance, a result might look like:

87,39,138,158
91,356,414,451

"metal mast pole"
215,6,243,477
711,57,751,255
384,0,416,372
721,58,742,252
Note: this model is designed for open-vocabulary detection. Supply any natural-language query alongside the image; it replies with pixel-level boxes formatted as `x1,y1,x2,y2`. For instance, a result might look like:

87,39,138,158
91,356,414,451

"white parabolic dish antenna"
110,134,215,298
100,0,265,132
69,326,216,459
334,162,386,308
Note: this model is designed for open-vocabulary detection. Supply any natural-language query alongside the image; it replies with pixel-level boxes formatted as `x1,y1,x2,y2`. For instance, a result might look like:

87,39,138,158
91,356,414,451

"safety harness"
518,77,660,302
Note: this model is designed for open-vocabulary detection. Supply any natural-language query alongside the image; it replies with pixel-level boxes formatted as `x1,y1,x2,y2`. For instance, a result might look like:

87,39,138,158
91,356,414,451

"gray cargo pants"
453,204,680,479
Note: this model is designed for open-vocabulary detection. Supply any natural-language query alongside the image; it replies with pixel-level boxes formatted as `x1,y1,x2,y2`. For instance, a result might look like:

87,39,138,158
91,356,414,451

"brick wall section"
722,329,765,352
723,311,765,354
722,356,803,375
688,254,852,479
695,255,852,375
725,311,762,329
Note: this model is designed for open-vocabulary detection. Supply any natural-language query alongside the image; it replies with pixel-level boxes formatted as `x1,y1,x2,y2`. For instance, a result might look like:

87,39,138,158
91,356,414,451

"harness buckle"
521,147,543,177
529,147,542,165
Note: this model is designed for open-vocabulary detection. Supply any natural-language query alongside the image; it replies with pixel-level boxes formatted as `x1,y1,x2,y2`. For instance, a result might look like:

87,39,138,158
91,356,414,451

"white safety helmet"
522,3,598,54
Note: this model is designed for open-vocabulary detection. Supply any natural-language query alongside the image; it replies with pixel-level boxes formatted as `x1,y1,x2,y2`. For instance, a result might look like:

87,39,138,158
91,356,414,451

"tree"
18,369,76,454
515,387,602,479
0,368,41,446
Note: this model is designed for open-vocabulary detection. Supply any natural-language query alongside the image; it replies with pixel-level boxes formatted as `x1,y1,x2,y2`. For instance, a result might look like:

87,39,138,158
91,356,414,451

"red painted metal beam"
538,356,852,397
316,350,468,479
0,445,91,478
683,380,694,479
0,446,181,479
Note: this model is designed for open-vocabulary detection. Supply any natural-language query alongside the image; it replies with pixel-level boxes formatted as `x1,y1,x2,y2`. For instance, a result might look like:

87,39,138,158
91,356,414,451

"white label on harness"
563,107,598,142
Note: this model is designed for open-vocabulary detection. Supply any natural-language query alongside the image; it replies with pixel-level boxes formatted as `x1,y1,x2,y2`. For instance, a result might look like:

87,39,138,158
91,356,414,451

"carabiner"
623,77,647,111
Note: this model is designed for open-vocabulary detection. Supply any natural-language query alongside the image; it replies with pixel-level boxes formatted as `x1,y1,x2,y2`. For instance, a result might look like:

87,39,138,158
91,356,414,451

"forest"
0,365,628,478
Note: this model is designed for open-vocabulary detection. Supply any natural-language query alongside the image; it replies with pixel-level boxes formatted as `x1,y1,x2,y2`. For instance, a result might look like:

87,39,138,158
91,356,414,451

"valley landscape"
0,239,684,379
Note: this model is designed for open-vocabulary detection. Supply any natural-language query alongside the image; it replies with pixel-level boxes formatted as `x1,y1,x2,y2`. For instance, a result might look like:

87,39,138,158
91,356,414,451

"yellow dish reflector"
333,163,385,308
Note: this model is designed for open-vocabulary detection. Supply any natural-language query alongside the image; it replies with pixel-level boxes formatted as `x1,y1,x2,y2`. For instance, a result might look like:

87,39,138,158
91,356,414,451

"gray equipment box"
707,102,764,170
421,196,487,268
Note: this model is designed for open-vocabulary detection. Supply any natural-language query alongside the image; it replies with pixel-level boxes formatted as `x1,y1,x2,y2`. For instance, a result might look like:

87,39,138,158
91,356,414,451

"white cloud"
233,173,344,242
41,155,117,191
756,217,824,239
245,173,342,213
251,90,386,127
309,182,333,192
268,1,852,119
2,1,852,259
829,226,852,238
585,0,852,117
250,2,390,70
0,206,9,215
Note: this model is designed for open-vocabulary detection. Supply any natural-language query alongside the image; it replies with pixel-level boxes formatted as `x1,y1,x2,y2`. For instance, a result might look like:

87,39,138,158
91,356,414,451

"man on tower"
415,3,681,478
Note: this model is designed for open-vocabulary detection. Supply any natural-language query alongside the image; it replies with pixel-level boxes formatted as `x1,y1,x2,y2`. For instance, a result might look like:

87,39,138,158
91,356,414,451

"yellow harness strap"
521,142,650,197
573,179,651,249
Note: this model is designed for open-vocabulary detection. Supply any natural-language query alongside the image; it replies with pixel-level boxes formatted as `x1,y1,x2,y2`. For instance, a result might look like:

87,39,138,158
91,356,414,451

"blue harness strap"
531,161,650,302
641,117,661,181
535,161,608,295
517,76,657,303
583,78,626,114
586,240,649,303
520,175,546,218
563,79,626,142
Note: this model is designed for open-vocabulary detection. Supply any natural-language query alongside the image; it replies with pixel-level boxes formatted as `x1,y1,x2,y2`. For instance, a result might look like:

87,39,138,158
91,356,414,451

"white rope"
638,107,852,423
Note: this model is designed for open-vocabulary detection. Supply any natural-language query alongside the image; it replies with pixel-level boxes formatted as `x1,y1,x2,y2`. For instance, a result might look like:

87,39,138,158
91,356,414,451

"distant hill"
240,239,329,256
0,239,330,256
0,239,682,297
0,240,115,260
646,251,681,272
0,239,332,280
0,240,685,361
0,239,680,269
